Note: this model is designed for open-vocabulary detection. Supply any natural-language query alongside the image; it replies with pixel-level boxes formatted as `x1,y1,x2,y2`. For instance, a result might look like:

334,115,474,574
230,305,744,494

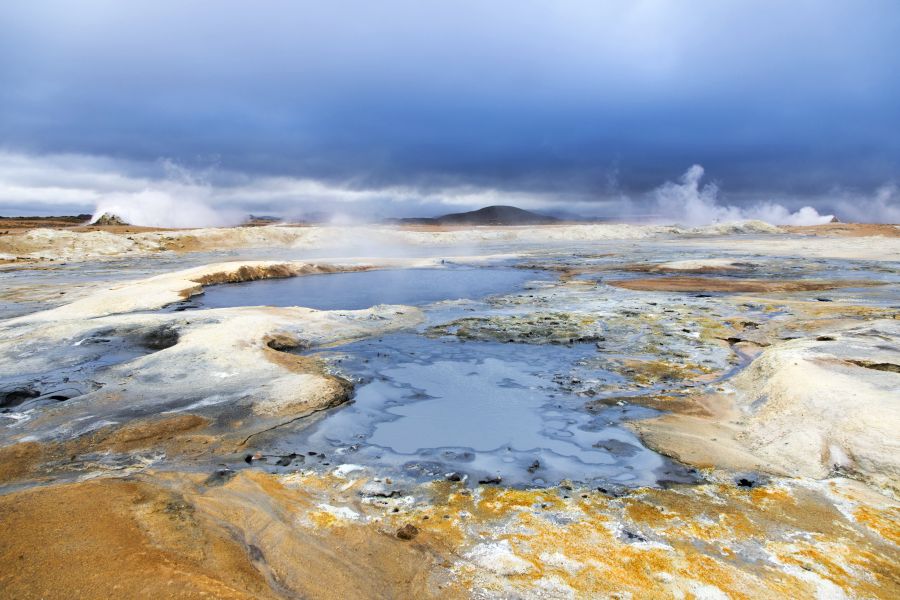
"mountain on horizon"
396,205,560,226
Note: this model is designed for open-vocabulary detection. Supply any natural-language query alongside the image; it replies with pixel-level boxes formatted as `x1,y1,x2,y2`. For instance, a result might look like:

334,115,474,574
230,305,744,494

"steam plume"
654,165,834,226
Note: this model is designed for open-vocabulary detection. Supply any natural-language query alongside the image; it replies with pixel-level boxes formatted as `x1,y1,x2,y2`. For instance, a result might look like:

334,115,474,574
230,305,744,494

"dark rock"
396,524,419,540
367,489,403,499
734,473,767,488
622,529,648,542
276,453,298,467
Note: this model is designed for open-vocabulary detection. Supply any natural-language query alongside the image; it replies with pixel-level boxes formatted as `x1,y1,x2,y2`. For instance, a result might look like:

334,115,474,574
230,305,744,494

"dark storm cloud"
0,0,899,219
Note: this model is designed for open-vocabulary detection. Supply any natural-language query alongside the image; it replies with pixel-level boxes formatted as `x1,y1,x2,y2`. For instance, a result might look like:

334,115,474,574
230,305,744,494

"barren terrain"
1,221,897,599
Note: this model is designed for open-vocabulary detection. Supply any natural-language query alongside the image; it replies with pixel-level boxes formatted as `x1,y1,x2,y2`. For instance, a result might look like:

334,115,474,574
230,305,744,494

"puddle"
182,267,547,311
255,334,696,488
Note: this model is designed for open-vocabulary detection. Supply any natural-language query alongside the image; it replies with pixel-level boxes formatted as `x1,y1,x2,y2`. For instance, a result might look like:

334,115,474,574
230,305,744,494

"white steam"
654,165,834,226
92,189,241,228
2,151,898,227
829,184,900,224
91,159,244,228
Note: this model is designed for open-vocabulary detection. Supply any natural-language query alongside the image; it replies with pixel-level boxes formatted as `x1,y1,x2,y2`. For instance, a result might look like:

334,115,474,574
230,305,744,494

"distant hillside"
397,205,560,226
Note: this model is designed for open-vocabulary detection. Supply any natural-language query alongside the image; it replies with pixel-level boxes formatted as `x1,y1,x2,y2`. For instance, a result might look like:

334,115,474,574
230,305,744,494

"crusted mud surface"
0,223,898,598
607,276,881,293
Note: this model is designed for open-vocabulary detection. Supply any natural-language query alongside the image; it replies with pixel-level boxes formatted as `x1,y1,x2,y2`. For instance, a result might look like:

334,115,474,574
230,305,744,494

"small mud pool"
186,267,546,310
257,334,696,488
0,324,179,424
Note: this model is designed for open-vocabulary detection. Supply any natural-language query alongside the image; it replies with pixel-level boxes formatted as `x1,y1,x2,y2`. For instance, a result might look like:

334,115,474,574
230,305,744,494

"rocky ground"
0,222,898,599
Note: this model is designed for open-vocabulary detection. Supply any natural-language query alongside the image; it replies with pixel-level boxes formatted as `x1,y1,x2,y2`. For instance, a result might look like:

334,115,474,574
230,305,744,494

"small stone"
396,524,419,540
478,475,502,485
276,453,297,467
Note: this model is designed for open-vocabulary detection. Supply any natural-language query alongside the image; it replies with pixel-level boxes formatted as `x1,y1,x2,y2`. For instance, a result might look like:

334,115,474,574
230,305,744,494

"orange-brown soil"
1,466,897,599
0,477,278,599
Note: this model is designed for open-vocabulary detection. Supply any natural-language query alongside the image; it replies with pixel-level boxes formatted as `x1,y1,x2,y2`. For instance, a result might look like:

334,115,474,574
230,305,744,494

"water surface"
187,267,546,310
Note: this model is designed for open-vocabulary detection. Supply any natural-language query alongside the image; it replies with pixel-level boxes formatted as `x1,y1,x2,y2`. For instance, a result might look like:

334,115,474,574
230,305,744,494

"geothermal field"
0,220,897,598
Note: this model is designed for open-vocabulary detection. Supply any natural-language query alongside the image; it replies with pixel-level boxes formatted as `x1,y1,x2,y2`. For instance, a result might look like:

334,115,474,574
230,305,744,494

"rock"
478,475,502,485
276,454,298,466
396,524,419,540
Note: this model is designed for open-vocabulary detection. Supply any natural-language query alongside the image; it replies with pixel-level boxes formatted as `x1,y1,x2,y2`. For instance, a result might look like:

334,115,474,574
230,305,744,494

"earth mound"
92,212,129,226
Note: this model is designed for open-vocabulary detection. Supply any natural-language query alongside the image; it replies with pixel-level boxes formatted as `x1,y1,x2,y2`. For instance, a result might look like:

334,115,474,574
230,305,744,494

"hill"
397,205,559,226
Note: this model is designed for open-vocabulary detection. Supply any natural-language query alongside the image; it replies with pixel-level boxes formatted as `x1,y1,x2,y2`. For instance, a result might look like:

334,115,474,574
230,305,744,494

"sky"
1,1,899,225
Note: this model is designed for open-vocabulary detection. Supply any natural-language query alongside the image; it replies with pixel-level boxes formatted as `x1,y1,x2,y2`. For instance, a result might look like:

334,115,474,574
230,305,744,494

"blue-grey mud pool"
0,222,898,599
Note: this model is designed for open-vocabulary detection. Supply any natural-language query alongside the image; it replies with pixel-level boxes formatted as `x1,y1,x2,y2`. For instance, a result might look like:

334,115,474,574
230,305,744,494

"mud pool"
187,263,695,488
255,334,696,488
0,324,178,420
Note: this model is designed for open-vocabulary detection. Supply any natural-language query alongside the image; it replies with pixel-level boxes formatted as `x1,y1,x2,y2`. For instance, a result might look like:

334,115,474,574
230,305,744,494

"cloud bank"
1,1,898,203
1,151,896,227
